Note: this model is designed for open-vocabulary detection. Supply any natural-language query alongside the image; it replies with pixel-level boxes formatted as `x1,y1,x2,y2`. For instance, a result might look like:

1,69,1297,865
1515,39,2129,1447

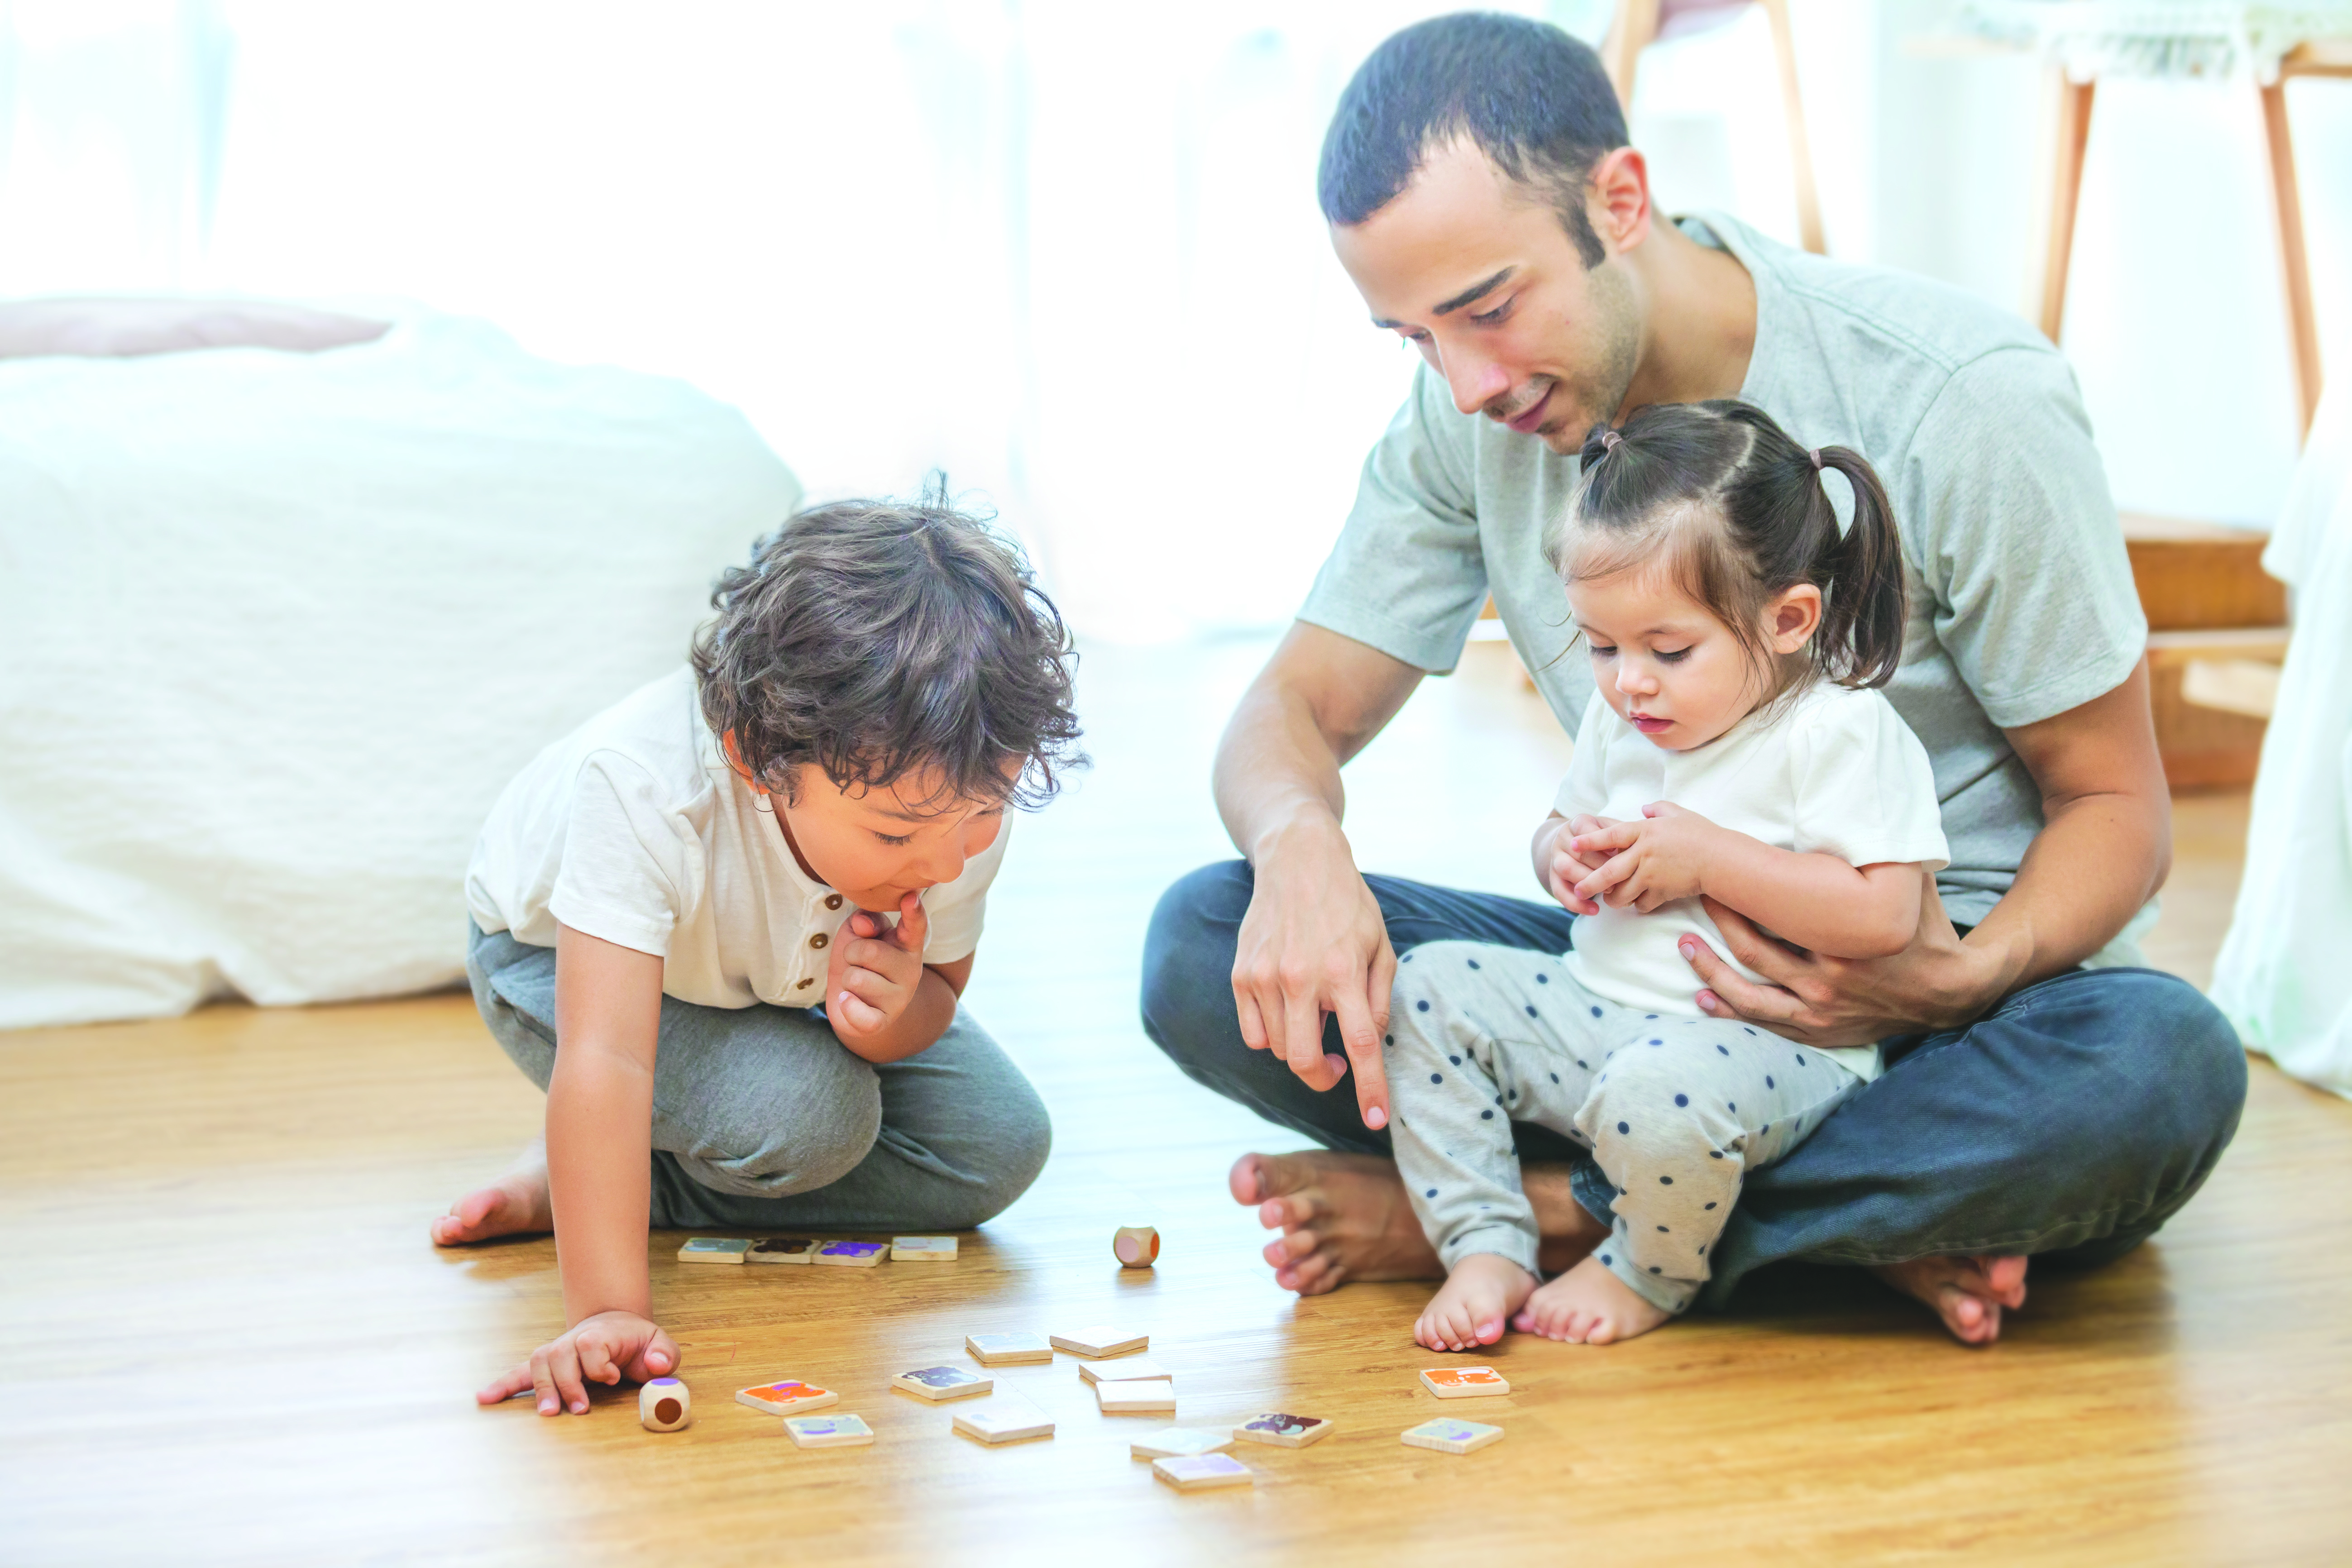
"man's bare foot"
1873,1254,2028,1346
431,1138,553,1246
1514,1254,1673,1344
1230,1151,1440,1296
1416,1253,1538,1352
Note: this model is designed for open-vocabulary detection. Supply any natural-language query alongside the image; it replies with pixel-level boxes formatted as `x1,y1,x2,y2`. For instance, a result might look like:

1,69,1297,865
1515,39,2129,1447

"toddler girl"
1387,399,1949,1351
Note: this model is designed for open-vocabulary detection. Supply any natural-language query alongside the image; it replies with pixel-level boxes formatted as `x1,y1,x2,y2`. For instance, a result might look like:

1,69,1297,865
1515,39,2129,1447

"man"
1139,12,2245,1344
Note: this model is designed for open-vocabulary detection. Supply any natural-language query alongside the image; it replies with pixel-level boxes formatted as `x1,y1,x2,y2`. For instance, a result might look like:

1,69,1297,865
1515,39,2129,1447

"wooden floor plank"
2,638,2344,1565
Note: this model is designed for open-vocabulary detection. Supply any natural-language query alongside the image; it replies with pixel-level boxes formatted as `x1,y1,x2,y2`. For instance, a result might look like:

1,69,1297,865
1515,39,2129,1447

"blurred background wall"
3,0,2345,639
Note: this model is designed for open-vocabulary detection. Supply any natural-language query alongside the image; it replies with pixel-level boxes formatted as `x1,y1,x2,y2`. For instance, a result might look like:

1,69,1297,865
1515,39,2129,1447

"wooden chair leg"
2038,71,2096,346
1758,0,1825,254
2259,78,2323,441
1602,0,1660,109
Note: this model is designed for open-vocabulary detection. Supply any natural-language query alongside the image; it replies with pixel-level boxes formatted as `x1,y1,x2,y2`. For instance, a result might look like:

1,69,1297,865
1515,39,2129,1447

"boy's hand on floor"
477,1310,679,1415
826,892,928,1037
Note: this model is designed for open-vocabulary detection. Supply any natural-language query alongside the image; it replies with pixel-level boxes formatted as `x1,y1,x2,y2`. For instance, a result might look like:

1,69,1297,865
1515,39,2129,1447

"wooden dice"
1112,1226,1160,1268
639,1377,692,1432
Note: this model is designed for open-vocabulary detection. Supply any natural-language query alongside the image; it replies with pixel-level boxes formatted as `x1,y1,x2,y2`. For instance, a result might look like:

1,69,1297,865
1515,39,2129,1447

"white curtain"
2212,384,2352,1098
10,2,2344,637
0,0,1873,641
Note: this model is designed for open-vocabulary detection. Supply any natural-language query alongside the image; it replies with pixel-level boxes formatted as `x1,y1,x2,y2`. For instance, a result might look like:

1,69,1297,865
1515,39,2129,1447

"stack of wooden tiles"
2124,514,2287,789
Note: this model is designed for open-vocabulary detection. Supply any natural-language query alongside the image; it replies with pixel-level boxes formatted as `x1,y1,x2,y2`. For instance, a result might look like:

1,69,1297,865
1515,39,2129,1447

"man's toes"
1228,1154,1267,1207
1261,1229,1313,1267
1278,1254,1341,1296
1257,1190,1316,1232
1248,1151,1313,1202
1940,1286,2000,1345
1982,1255,2029,1307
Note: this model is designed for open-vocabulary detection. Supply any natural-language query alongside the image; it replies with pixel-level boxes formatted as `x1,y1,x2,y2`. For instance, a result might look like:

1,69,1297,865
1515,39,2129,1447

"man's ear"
1588,147,1653,255
1768,584,1823,654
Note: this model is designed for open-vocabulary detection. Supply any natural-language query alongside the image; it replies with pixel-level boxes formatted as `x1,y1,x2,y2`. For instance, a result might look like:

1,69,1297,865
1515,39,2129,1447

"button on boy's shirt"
464,667,1007,1009
1297,210,2152,961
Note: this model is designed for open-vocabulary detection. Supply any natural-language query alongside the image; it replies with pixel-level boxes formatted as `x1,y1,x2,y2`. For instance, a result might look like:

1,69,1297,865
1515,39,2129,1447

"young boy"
436,489,1083,1417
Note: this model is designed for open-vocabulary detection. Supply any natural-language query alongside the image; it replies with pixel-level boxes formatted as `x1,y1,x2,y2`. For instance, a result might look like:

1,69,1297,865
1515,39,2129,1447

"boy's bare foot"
1416,1253,1538,1352
1232,1151,1440,1296
1514,1254,1672,1344
431,1138,553,1246
1873,1254,2028,1346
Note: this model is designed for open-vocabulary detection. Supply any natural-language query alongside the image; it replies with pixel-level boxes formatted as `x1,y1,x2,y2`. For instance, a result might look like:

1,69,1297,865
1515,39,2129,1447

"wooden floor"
5,640,2348,1566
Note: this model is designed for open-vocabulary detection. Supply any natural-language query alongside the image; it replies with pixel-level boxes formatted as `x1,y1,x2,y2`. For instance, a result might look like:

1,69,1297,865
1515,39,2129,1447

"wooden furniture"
2122,512,2288,787
1601,0,1826,253
2040,38,2348,439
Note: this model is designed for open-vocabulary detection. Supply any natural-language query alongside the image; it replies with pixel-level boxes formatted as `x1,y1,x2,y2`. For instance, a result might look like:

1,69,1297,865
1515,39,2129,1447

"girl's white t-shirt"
464,668,1007,1010
1555,681,1950,1081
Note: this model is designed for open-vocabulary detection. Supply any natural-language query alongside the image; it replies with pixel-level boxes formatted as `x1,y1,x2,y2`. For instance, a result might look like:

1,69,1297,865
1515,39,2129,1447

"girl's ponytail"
1553,400,1911,707
1810,445,1906,691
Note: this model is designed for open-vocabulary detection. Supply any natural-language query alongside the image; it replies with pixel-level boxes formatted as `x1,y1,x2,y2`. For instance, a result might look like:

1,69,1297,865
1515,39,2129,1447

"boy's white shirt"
465,668,1008,1010
1555,680,1950,1081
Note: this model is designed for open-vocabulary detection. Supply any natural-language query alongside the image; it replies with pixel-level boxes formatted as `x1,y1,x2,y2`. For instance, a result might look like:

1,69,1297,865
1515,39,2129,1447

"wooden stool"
2037,39,2347,440
1601,0,1826,254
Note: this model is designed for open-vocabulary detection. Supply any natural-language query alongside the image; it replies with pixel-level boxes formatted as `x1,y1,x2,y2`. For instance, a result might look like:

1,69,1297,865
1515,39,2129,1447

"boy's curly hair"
690,479,1084,813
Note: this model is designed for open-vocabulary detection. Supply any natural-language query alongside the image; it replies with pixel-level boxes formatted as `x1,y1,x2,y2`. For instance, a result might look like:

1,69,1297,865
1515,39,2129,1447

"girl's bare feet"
1415,1252,1539,1352
1515,1254,1672,1344
1873,1254,2028,1345
430,1137,553,1246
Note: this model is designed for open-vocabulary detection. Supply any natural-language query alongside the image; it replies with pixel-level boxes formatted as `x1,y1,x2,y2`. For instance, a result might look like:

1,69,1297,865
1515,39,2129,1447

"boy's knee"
954,1082,1054,1227
1140,861,1253,1064
682,1070,883,1197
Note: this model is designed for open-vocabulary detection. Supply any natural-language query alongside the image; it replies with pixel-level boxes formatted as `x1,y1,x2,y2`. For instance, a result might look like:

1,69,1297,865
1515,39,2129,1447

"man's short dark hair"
690,479,1084,813
1317,11,1627,268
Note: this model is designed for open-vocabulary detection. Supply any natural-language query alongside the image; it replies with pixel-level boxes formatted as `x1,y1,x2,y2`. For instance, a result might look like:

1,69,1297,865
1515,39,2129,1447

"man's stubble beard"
1544,258,1643,454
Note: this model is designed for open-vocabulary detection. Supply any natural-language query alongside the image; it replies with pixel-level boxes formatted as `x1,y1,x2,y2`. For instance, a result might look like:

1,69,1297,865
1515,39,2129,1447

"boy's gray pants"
466,922,1050,1230
1387,940,1862,1314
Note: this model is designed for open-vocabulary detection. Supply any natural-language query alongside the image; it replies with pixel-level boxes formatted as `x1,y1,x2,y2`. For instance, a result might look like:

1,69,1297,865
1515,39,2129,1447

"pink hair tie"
1600,430,1622,454
1808,448,1824,470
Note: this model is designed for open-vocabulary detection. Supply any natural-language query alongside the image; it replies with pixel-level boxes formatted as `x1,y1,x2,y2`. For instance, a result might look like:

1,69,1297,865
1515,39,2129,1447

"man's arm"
1682,660,2170,1042
1954,658,2171,989
1216,622,1425,1126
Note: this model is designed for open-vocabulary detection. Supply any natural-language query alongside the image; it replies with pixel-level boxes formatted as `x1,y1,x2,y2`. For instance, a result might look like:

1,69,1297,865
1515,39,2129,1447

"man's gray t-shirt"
1299,211,2152,957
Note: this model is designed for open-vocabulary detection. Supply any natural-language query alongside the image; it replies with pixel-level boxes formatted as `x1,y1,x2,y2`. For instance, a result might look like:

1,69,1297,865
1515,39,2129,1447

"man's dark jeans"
1140,861,2247,1310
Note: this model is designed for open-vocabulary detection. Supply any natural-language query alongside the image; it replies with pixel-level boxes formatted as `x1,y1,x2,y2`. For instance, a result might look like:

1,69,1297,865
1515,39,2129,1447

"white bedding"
0,311,802,1028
